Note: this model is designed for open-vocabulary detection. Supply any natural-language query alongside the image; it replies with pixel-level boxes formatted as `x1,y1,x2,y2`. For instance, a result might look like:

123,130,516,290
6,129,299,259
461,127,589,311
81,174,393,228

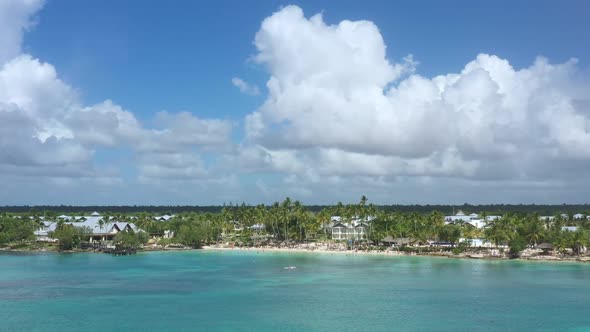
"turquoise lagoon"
1,251,589,331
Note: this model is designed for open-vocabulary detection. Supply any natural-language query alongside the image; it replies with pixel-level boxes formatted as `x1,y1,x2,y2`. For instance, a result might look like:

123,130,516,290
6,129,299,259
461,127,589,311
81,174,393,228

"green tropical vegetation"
0,213,37,246
1,198,590,257
113,230,149,250
49,223,90,250
2,203,590,215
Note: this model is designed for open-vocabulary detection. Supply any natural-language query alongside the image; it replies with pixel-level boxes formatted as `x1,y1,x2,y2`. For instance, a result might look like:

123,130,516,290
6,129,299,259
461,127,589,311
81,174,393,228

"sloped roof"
537,243,553,250
68,216,141,235
33,214,141,236
34,222,58,236
382,236,413,245
331,221,368,228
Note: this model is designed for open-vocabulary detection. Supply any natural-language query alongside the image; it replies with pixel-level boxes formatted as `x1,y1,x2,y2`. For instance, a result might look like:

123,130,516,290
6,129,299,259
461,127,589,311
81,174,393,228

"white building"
444,210,501,229
329,216,372,241
561,226,579,232
35,212,142,243
331,222,367,241
459,238,493,248
34,222,58,242
445,210,500,247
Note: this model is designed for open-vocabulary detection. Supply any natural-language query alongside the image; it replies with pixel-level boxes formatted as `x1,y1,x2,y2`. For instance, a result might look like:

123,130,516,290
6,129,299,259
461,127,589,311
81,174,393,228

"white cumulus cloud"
243,5,590,191
1,2,589,204
0,1,233,187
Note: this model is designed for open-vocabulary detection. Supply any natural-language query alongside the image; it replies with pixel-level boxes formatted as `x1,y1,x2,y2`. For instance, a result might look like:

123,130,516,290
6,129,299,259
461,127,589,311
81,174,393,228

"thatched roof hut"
537,243,554,250
382,236,413,246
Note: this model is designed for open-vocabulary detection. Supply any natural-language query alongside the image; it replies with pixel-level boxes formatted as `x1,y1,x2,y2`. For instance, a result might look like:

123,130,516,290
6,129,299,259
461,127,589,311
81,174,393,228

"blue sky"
25,1,589,120
1,0,589,205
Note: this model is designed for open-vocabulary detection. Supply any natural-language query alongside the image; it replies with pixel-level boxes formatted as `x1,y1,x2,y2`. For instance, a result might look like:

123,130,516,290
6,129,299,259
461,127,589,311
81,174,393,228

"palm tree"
484,214,517,248
406,212,426,245
134,212,153,235
267,202,281,241
365,203,377,241
342,203,356,249
316,208,332,241
280,197,292,243
97,212,109,237
524,214,544,246
293,200,311,242
571,229,589,256
356,196,370,244
427,211,445,242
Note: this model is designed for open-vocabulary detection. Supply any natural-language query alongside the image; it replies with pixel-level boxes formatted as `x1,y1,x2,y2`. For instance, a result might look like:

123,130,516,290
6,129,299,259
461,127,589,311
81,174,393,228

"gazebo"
381,236,412,246
536,243,554,254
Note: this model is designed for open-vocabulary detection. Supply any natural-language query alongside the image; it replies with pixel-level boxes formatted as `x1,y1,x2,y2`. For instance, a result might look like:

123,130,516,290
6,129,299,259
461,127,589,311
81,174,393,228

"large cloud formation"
245,6,590,190
1,2,589,204
0,0,231,191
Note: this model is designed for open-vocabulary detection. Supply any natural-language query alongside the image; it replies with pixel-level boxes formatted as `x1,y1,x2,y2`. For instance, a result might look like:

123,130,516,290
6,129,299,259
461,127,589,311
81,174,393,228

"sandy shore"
202,246,407,257
201,246,590,263
4,245,589,263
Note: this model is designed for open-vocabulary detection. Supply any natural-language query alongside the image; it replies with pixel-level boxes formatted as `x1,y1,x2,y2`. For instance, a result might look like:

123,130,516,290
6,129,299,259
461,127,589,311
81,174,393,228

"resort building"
329,216,373,241
444,211,499,247
540,214,589,222
154,215,174,221
444,210,501,229
34,222,58,242
34,212,143,243
459,238,493,248
250,224,265,232
561,226,579,232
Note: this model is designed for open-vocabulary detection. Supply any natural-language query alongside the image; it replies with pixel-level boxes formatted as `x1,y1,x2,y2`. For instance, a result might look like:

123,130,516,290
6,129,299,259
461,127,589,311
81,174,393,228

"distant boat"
283,266,296,270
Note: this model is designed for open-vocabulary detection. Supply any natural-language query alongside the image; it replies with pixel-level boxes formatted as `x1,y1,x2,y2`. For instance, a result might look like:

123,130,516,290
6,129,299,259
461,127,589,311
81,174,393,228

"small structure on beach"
381,236,413,246
537,243,554,254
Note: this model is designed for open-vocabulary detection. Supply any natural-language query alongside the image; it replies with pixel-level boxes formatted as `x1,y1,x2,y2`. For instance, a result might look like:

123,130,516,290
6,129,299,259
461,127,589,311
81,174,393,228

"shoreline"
3,245,590,264
202,246,406,256
200,246,590,264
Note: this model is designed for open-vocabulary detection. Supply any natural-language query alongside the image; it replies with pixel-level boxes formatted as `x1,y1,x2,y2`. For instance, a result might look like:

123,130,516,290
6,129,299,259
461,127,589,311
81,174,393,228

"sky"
0,0,589,206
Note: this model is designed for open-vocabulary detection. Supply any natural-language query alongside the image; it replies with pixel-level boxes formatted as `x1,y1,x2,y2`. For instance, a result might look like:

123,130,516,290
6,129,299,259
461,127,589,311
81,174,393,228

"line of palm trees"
6,198,590,254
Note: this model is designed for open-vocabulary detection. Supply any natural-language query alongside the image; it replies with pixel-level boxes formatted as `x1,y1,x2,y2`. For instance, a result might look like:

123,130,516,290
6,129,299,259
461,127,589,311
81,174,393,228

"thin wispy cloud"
231,77,260,96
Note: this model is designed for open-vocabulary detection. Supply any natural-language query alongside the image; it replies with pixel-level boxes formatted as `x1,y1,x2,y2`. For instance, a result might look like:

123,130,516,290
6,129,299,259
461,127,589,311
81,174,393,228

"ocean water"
1,251,589,332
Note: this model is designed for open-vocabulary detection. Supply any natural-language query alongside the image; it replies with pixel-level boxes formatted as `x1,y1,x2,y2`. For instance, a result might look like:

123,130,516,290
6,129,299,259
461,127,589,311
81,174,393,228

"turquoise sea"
1,251,590,332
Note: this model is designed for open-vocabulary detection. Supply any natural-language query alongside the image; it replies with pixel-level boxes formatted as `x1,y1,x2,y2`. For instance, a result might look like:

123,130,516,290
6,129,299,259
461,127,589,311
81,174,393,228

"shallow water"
1,251,589,331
